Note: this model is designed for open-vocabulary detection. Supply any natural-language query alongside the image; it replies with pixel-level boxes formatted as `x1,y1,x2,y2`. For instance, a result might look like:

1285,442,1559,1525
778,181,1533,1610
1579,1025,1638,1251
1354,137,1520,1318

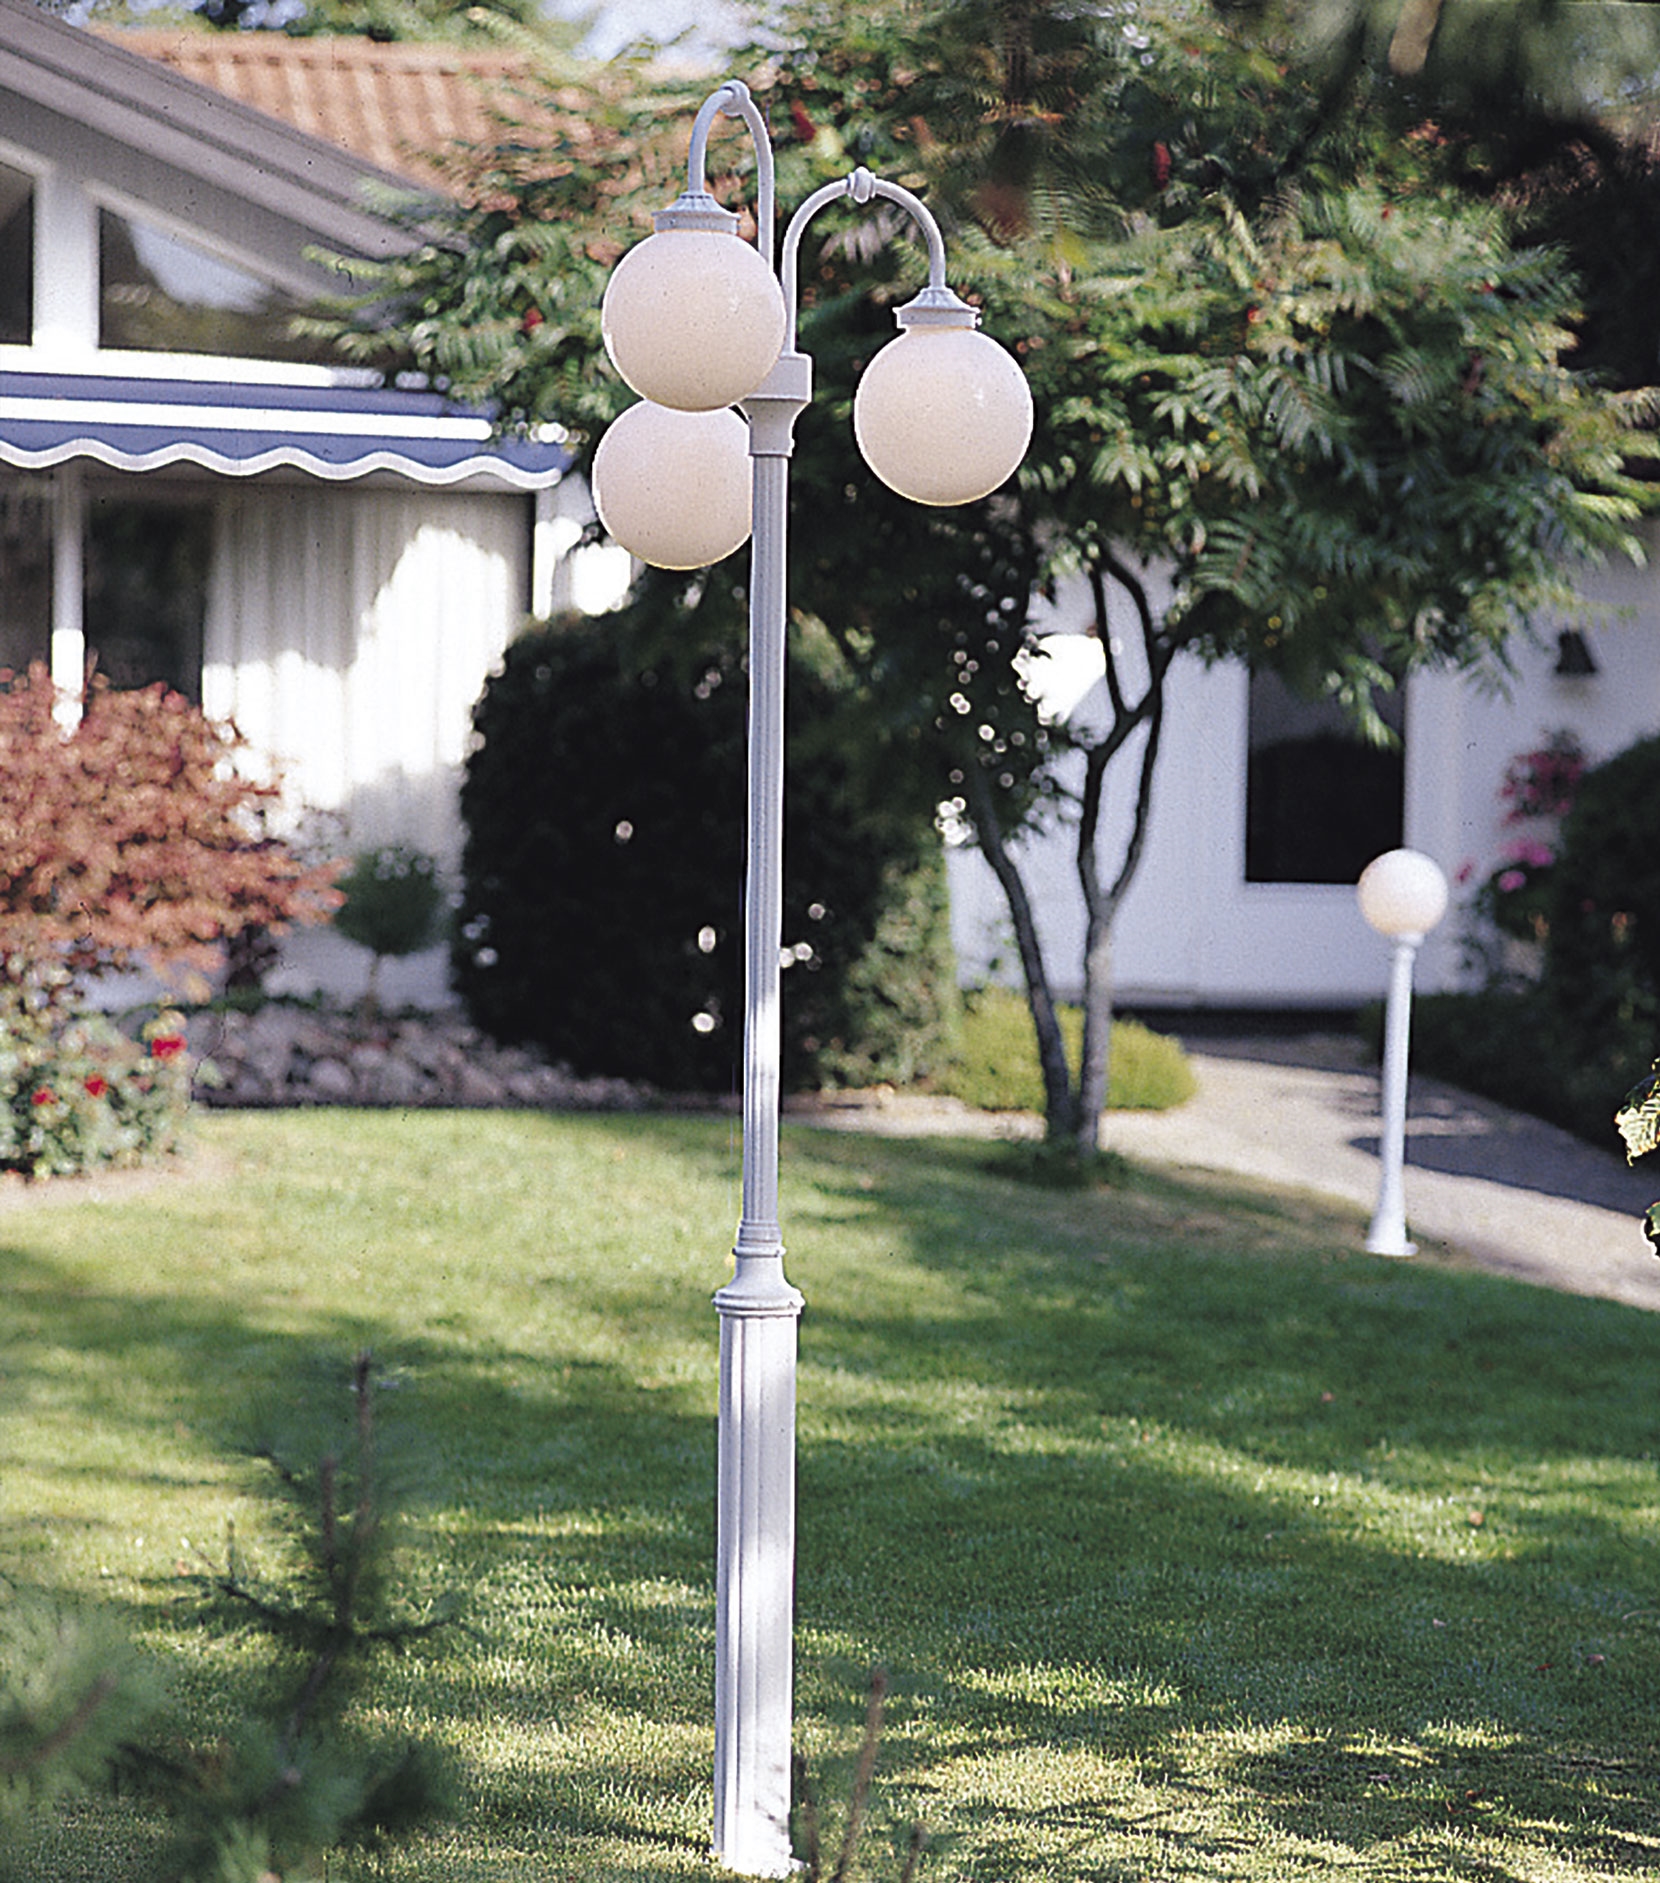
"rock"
306,1058,356,1103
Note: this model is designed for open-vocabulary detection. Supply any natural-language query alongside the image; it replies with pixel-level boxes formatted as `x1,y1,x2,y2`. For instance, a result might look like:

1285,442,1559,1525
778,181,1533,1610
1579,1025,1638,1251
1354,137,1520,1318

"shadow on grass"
3,1111,1660,1878
782,1129,1660,1875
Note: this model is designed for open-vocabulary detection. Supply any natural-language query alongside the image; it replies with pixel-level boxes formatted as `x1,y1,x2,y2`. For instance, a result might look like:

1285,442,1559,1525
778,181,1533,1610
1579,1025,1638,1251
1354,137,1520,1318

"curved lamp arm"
683,80,777,271
779,166,971,346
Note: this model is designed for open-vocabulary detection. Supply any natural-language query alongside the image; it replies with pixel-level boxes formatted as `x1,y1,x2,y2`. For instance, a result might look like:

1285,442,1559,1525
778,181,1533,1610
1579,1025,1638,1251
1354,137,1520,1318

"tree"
310,0,1655,1157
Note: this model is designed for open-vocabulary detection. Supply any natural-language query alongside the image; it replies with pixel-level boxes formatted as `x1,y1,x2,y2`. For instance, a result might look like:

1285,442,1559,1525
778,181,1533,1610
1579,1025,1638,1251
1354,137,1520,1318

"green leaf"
1614,1063,1660,1163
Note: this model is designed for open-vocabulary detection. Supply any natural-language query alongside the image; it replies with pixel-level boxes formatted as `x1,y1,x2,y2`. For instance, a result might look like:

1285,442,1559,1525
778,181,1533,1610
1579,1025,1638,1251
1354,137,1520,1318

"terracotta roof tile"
102,29,544,191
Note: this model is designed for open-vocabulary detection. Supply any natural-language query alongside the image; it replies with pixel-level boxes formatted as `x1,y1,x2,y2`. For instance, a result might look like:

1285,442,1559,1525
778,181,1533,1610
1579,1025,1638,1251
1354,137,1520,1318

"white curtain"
203,483,527,869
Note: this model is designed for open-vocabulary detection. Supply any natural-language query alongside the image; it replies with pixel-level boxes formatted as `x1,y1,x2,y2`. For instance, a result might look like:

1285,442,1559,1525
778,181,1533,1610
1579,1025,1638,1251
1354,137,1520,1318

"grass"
932,987,1197,1114
3,1107,1660,1880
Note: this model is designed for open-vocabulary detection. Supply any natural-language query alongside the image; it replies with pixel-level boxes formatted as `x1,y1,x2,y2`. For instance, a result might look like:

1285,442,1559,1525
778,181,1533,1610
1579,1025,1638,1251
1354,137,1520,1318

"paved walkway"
795,1031,1660,1313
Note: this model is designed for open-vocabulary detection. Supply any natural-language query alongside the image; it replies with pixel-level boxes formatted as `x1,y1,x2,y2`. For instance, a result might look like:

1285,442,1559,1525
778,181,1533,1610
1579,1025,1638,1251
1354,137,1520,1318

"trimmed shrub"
454,619,957,1093
937,986,1195,1115
333,844,445,1005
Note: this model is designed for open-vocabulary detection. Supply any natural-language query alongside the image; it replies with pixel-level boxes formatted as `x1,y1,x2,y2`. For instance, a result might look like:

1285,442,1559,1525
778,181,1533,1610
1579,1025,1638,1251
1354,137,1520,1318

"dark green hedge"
453,617,957,1093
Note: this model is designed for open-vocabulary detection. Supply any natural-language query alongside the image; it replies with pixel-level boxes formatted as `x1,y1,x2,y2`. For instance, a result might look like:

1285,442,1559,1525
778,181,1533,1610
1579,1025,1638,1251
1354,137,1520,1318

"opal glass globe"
591,402,753,570
853,325,1033,506
1358,849,1449,940
601,229,786,413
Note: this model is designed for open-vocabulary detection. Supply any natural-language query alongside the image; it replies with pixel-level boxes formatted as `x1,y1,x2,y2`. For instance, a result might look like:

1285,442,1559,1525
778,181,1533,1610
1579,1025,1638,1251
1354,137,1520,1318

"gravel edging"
185,1005,652,1111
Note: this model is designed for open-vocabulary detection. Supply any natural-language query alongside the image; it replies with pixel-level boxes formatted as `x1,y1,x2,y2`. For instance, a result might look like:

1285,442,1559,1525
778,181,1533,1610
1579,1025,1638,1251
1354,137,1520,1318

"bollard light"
592,81,1030,1879
1358,847,1449,1257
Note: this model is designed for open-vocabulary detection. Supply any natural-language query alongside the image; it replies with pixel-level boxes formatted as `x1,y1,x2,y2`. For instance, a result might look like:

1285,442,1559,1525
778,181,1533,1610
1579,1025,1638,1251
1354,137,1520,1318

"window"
99,207,335,365
1245,668,1404,884
85,496,211,702
0,483,50,678
0,162,33,346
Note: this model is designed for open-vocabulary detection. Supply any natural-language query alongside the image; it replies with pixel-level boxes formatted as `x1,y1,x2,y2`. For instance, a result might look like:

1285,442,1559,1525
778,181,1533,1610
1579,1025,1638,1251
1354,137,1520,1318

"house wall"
948,526,1660,1011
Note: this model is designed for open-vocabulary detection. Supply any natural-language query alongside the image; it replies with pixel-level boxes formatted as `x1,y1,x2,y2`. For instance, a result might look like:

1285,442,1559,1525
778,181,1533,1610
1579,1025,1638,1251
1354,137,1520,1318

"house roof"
100,29,544,194
0,0,419,270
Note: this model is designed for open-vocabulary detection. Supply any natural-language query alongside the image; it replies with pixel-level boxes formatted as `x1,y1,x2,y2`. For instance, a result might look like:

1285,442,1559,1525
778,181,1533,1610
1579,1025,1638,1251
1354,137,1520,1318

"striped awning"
0,369,567,489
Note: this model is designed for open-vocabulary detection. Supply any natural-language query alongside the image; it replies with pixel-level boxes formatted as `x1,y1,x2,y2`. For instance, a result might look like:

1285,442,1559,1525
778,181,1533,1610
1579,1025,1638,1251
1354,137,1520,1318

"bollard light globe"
591,401,753,570
854,325,1033,506
601,229,786,413
1357,849,1449,941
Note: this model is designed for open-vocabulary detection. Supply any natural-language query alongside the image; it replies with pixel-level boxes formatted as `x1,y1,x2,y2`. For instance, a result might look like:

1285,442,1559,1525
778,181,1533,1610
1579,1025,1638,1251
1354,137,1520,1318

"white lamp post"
591,81,1032,1879
1357,848,1449,1257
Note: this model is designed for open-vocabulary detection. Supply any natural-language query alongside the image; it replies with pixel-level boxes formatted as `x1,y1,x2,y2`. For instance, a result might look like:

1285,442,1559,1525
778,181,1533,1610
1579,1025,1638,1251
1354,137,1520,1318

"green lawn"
4,1109,1660,1880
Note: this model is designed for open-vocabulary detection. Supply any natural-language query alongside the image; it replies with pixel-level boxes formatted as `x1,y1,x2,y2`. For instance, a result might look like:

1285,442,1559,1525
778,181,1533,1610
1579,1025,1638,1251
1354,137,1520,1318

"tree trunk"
1073,744,1116,1162
1074,912,1114,1162
964,756,1079,1143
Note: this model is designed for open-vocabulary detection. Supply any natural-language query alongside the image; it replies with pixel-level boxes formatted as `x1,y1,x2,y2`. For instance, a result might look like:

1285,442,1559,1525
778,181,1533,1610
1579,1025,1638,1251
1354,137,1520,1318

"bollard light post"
1357,848,1449,1258
589,80,1032,1878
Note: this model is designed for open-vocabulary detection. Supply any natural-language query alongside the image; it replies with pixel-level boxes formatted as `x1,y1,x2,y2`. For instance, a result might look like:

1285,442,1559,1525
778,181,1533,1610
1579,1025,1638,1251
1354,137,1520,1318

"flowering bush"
0,665,339,1177
1498,730,1586,823
0,983,194,1180
1472,837,1558,941
1465,730,1585,946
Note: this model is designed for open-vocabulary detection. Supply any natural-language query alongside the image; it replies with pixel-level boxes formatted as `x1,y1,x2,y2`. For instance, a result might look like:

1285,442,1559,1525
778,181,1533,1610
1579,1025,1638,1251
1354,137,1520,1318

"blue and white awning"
0,370,568,489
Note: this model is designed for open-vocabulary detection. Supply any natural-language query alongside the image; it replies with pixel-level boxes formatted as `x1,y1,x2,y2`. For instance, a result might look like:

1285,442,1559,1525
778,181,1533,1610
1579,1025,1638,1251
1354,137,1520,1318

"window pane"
1245,668,1404,885
0,163,33,347
85,497,211,703
99,208,336,364
0,482,51,679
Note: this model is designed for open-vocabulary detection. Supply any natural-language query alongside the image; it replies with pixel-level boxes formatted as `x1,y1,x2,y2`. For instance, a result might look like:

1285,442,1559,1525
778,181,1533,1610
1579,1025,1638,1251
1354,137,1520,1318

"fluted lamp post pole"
589,80,1032,1878
1357,848,1449,1259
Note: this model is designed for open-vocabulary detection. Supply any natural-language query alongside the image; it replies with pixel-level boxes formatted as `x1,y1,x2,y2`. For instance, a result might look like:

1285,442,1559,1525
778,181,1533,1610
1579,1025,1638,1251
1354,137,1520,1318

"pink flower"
1501,840,1554,869
149,1034,187,1062
1496,869,1527,894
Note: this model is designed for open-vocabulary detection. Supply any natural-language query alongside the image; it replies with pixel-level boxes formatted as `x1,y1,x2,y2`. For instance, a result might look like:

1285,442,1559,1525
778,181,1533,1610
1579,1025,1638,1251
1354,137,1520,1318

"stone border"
185,1006,651,1111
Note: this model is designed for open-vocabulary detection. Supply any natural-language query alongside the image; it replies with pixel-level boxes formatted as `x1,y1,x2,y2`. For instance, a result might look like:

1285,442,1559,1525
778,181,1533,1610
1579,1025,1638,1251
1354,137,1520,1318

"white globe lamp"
853,291,1033,506
601,216,786,414
591,401,753,570
1358,848,1449,941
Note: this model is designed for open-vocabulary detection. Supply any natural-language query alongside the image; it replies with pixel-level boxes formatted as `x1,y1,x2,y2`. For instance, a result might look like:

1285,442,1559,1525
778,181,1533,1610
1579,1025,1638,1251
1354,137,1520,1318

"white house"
0,2,623,1000
9,4,1655,1016
948,532,1660,1010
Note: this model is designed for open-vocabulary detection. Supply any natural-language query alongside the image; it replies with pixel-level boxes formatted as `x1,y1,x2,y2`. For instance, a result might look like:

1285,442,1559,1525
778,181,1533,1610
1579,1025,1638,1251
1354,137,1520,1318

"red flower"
84,1075,110,1099
1151,140,1172,189
150,1034,187,1061
31,1087,56,1107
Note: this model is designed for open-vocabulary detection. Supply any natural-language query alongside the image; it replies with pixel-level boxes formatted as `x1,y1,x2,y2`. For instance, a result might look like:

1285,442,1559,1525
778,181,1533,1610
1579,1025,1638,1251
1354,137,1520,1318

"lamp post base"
713,1259,804,1880
1364,1221,1417,1258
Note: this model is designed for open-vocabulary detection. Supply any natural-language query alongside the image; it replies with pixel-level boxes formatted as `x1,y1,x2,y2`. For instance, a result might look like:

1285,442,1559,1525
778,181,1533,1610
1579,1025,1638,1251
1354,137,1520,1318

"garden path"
795,1030,1660,1314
